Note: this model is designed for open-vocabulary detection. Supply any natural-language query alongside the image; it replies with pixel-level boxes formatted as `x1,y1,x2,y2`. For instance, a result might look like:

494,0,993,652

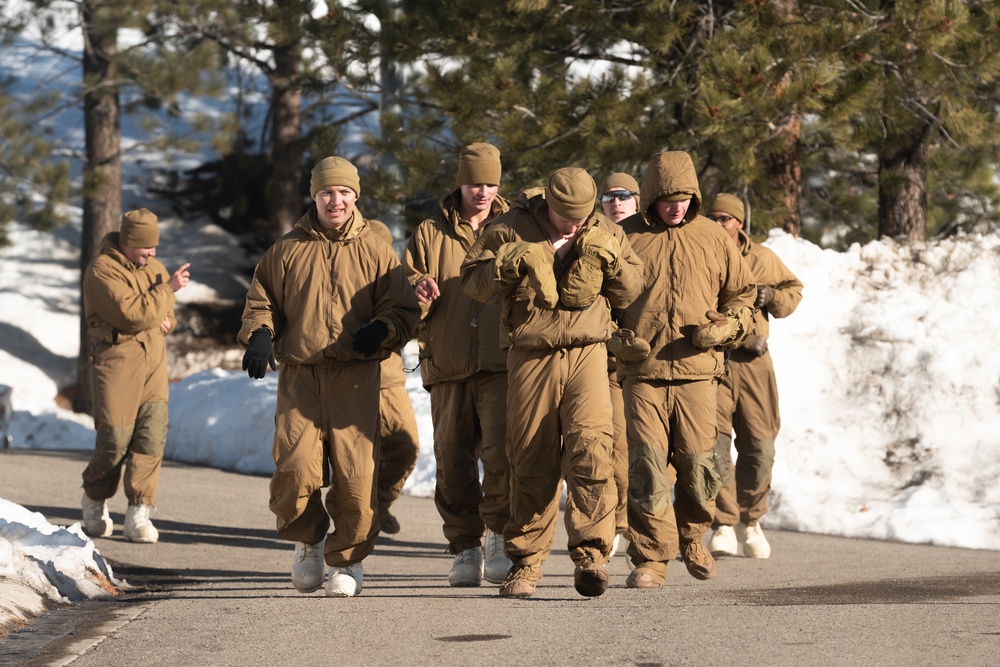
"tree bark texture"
878,125,928,241
265,42,304,245
76,0,122,414
764,114,803,237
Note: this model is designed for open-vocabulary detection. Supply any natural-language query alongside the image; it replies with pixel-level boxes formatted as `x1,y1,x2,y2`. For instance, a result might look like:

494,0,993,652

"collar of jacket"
98,231,141,270
528,197,605,240
642,211,696,230
737,229,754,256
297,207,367,243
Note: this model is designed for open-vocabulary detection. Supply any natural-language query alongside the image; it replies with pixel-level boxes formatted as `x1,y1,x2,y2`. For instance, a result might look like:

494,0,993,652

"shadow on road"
732,572,1000,605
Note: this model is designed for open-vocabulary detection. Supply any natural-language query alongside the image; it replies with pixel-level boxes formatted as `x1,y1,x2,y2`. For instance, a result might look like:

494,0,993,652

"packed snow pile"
765,231,1000,549
0,498,123,632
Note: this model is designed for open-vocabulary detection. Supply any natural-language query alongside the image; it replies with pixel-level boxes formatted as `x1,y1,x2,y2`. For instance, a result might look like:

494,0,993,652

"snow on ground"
2,215,1000,631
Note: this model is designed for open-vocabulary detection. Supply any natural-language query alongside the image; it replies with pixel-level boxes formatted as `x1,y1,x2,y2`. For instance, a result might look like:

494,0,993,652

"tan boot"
682,542,717,580
498,563,540,598
573,561,609,597
625,563,666,589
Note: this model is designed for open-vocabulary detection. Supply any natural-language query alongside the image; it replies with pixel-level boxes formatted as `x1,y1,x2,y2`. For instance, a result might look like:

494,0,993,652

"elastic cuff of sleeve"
374,317,397,347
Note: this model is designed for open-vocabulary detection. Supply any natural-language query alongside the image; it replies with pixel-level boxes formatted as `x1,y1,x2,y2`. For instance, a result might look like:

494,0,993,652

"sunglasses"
709,214,735,223
601,191,637,203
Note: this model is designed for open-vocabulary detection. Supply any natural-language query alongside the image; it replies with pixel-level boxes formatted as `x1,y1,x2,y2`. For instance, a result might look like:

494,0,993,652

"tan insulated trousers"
269,361,381,567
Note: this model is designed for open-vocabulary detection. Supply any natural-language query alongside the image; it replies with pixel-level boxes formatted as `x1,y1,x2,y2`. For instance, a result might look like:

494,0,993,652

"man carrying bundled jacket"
461,167,644,598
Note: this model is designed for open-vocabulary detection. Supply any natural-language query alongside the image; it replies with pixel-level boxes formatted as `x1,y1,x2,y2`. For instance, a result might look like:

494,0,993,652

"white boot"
291,539,326,593
123,504,158,543
81,493,113,538
608,533,622,559
708,525,738,557
737,521,771,559
482,529,512,584
326,562,363,597
448,547,484,587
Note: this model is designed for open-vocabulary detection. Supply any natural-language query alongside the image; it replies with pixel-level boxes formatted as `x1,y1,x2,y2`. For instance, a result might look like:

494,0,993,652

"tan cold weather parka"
460,194,645,351
736,229,803,340
84,232,177,350
617,154,755,381
366,218,410,390
404,190,510,387
238,209,420,363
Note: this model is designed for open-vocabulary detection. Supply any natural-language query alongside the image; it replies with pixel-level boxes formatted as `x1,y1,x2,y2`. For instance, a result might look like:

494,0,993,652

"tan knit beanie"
456,143,502,186
120,208,160,248
546,168,596,220
310,156,361,198
600,173,640,197
708,193,745,223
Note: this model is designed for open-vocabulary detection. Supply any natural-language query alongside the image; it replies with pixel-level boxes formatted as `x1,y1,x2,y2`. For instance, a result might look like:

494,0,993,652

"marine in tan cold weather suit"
375,350,420,532
239,158,419,597
81,208,189,544
707,195,803,558
367,220,421,535
600,172,642,544
461,168,645,598
616,152,755,586
404,143,514,587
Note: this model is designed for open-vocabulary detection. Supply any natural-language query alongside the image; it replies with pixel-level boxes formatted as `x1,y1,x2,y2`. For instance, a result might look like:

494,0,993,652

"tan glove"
607,327,650,362
692,310,740,349
755,285,775,309
559,226,622,309
495,241,559,308
740,334,768,357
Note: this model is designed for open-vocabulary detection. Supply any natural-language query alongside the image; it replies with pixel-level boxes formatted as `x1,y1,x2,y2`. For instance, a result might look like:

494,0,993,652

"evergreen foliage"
2,0,1000,247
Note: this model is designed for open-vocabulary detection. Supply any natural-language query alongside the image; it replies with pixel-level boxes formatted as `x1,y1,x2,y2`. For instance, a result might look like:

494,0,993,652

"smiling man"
239,156,420,598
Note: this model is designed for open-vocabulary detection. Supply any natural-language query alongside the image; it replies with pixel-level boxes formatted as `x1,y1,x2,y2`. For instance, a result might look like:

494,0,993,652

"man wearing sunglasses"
598,173,644,562
705,194,803,560
599,173,640,224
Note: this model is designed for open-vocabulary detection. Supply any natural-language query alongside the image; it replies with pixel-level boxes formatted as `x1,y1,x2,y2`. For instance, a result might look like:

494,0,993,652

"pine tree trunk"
75,0,122,415
878,126,928,241
765,114,803,237
265,42,303,245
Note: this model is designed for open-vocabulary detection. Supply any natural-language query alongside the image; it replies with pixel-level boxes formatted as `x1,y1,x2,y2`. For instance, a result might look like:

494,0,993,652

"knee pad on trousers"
628,442,673,514
672,451,723,510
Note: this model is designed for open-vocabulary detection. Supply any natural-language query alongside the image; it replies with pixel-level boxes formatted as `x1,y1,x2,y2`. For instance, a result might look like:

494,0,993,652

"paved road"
2,448,999,666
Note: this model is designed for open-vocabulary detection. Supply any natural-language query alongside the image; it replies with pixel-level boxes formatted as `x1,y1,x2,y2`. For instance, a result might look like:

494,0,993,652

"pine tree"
692,1,874,237
15,0,225,412
352,0,714,228
0,1,72,246
174,0,386,243
837,1,1000,240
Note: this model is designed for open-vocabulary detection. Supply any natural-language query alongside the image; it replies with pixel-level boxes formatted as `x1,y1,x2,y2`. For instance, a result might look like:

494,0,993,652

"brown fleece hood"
639,151,702,224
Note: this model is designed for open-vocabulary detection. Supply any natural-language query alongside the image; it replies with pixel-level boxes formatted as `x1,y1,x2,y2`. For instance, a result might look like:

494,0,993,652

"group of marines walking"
79,141,801,600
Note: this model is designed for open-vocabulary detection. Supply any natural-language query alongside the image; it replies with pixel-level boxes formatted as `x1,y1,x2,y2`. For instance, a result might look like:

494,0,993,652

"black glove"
242,329,276,379
755,285,775,309
352,320,389,357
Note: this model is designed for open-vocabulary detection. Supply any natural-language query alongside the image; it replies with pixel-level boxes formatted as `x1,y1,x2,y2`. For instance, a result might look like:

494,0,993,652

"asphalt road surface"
2,449,999,666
